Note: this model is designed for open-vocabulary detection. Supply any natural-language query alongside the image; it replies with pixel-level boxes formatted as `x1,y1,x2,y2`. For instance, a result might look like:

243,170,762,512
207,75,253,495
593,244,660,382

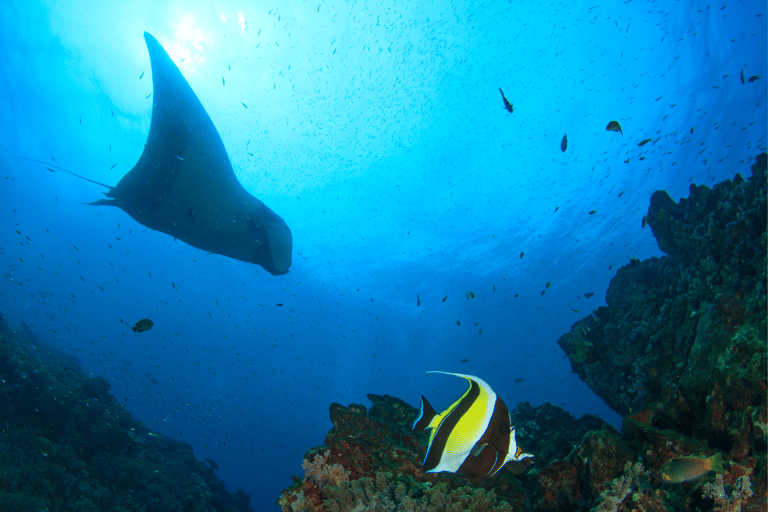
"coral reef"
557,153,767,511
277,394,535,512
0,313,253,512
280,154,767,512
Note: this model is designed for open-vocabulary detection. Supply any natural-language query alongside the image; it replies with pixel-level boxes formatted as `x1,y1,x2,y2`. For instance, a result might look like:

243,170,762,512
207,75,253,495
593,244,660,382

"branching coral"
322,473,515,512
303,450,352,488
593,461,646,512
702,474,753,512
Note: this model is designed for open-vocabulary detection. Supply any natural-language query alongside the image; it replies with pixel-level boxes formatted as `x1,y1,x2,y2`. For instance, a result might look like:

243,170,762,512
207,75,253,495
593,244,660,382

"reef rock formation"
557,153,767,510
279,154,766,512
0,313,253,512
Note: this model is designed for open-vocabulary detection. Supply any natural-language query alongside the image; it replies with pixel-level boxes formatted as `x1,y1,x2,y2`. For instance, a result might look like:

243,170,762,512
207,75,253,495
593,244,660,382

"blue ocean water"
0,1,764,510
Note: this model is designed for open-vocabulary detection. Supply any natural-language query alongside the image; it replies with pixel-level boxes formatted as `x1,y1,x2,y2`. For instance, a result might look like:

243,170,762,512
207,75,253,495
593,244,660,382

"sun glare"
175,17,207,51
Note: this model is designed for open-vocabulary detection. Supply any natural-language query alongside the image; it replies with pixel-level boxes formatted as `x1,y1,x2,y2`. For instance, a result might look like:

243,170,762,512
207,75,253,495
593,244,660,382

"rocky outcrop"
0,314,253,512
557,153,767,510
277,154,766,512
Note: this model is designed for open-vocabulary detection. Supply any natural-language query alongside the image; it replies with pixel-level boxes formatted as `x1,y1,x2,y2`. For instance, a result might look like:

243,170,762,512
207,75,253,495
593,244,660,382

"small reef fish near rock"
132,318,154,333
412,371,533,480
606,120,623,135
499,88,514,113
658,453,724,483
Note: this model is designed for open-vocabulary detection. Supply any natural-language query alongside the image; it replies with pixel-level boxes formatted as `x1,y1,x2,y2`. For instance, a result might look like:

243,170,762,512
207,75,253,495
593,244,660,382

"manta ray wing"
91,32,292,275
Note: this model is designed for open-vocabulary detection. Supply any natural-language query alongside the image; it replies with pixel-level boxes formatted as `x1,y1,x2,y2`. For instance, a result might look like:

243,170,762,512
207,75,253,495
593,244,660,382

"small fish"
658,453,723,484
456,320,461,326
514,378,524,384
748,75,760,82
560,133,568,152
520,251,524,259
442,295,447,302
413,372,533,480
638,138,652,146
72,245,78,251
276,303,283,306
222,76,225,86
740,69,745,83
417,294,421,306
140,71,145,80
492,283,496,292
241,102,248,108
584,292,594,298
606,120,623,135
132,318,154,333
642,215,647,228
545,282,551,288
589,210,597,215
461,359,469,363
466,291,475,299
46,167,56,173
499,88,514,113
110,163,118,169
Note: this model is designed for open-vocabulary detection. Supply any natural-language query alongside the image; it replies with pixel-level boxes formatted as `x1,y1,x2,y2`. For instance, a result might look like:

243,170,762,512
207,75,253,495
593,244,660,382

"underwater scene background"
0,1,765,511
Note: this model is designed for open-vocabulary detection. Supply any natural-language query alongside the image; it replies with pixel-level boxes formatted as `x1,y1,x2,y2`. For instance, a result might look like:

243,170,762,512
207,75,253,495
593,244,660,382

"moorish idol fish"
412,371,533,480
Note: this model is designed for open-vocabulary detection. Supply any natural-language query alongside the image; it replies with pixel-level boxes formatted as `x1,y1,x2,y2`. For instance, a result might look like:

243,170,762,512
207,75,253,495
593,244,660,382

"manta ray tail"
20,156,115,189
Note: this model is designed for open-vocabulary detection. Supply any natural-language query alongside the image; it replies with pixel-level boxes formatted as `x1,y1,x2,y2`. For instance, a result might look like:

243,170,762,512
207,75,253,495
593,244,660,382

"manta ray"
27,32,292,275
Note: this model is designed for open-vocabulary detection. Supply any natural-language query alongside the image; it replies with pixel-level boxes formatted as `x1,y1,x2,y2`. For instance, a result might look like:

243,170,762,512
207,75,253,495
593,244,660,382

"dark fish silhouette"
740,69,745,84
638,138,652,146
132,318,154,333
560,134,568,152
499,88,514,113
24,33,292,275
606,120,623,135
748,75,760,83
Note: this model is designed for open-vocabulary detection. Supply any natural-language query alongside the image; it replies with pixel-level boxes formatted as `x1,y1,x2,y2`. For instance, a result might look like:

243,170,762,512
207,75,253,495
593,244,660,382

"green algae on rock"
557,153,767,511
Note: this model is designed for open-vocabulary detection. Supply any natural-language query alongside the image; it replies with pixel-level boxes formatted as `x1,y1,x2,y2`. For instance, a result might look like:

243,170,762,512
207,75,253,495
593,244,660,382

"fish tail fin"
412,395,438,431
709,452,724,474
131,326,138,332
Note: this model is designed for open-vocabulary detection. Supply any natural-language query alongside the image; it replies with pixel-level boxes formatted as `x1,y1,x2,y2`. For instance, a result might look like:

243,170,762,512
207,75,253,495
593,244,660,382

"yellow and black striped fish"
412,371,533,480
